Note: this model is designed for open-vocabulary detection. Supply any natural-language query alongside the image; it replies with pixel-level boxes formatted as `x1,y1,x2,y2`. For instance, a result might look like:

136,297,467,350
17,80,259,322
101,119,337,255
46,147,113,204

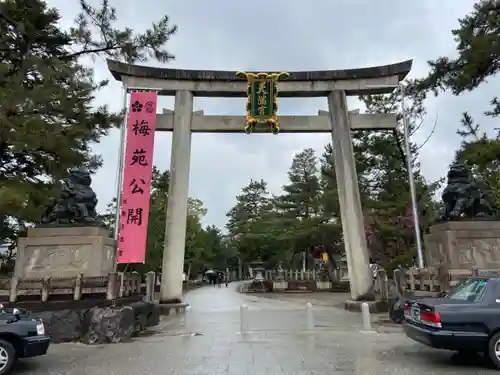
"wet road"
14,283,497,374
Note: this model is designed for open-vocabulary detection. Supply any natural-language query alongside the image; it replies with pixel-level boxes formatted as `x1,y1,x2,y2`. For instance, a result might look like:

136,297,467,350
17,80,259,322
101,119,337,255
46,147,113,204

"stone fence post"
106,272,119,300
393,268,405,298
376,269,389,301
145,271,155,302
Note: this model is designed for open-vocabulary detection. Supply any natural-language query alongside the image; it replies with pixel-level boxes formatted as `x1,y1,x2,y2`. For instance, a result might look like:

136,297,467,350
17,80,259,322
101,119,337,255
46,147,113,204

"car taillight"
403,301,411,318
420,311,441,328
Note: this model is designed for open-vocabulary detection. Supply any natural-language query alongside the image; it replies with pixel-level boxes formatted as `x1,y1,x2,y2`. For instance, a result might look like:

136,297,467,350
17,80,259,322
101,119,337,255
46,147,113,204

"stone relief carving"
24,245,90,273
455,239,500,268
105,246,114,263
426,242,445,266
457,242,474,265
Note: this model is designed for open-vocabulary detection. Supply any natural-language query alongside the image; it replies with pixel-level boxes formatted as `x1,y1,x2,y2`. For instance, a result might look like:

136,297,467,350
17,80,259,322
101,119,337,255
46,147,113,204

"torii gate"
107,59,412,303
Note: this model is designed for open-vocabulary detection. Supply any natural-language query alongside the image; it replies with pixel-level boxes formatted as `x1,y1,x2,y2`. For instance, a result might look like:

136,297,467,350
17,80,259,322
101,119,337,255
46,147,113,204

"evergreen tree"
415,0,500,213
0,0,177,247
276,148,321,218
453,114,500,212
274,148,322,268
415,0,500,117
317,86,439,270
226,179,275,267
359,87,439,269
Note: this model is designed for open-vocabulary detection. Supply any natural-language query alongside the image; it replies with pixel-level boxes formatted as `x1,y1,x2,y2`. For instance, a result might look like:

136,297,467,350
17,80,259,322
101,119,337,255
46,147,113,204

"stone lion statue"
41,168,101,225
439,162,495,221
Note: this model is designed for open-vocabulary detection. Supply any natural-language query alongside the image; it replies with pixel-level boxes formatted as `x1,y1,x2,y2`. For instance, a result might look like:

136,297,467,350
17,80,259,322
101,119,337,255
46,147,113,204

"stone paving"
13,282,497,374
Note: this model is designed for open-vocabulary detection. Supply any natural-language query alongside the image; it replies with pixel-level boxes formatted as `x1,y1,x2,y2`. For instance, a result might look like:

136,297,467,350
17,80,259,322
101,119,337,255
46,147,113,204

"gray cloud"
47,0,497,229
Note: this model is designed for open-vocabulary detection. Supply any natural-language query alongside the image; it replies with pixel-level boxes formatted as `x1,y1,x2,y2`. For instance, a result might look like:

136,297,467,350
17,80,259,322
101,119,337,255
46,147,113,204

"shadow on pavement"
11,358,43,374
387,346,495,371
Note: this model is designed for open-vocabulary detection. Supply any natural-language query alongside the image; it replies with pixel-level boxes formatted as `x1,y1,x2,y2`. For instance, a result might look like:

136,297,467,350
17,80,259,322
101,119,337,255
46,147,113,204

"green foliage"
453,114,500,214
225,84,441,271
0,0,177,249
356,86,440,267
69,0,177,63
385,247,418,278
415,0,500,216
416,0,500,115
274,148,323,267
226,179,275,267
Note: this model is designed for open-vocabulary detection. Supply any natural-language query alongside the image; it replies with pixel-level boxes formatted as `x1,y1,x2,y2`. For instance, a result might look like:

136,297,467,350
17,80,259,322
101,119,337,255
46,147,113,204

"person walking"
217,272,223,288
224,272,229,287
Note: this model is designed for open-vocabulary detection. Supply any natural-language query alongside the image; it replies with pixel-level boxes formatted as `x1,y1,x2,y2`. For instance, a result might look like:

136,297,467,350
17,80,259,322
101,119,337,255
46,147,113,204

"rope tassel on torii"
236,71,289,134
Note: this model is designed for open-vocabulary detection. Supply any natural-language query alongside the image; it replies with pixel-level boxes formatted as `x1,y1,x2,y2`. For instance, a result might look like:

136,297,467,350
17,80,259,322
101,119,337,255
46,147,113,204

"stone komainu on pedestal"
439,162,496,221
424,162,500,280
15,168,115,280
41,167,102,225
13,169,160,345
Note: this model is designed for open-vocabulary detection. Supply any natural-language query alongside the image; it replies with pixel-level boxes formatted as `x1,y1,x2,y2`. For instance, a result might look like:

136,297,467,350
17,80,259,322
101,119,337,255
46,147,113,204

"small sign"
236,71,289,134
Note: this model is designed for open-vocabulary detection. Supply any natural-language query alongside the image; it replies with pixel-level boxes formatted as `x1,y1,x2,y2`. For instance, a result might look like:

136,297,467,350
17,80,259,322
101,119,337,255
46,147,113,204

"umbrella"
205,269,215,275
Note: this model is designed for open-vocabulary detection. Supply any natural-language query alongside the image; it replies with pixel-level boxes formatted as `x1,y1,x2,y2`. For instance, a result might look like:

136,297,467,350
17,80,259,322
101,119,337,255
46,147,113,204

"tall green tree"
415,0,500,116
195,226,238,272
318,144,350,264
358,88,439,268
317,86,439,270
274,148,323,268
452,114,500,212
226,179,276,267
415,0,500,213
0,0,177,247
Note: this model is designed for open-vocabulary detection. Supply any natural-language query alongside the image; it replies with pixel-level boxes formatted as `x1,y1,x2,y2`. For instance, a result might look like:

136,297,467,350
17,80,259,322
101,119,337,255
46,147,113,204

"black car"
403,277,500,368
0,308,50,374
389,279,469,324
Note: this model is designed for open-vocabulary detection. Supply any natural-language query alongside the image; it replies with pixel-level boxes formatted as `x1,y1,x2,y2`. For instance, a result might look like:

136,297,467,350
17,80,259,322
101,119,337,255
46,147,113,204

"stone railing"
402,266,500,292
266,266,500,290
255,268,348,293
263,268,349,282
0,271,154,303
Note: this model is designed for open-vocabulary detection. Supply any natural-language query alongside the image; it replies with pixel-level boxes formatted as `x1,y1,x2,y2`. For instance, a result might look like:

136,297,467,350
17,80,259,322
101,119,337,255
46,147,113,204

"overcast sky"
47,0,498,229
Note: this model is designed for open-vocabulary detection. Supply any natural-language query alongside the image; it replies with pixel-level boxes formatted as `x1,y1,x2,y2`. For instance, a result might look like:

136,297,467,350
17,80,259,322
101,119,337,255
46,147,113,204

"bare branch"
416,112,439,151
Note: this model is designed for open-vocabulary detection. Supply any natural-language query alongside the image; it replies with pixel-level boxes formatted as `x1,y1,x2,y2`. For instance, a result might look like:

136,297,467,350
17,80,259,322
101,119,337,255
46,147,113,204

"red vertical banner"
117,91,158,263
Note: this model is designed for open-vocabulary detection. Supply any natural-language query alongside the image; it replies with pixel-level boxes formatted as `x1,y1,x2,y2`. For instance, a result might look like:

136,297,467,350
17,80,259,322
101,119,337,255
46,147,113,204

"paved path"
14,283,497,374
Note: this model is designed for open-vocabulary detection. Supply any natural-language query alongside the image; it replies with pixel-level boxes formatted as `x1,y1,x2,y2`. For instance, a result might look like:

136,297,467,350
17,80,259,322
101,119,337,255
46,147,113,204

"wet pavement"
14,282,497,374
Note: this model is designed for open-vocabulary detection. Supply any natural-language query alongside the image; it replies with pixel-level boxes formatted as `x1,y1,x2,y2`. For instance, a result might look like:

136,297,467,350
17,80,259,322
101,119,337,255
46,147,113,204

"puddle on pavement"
374,319,400,327
137,329,203,338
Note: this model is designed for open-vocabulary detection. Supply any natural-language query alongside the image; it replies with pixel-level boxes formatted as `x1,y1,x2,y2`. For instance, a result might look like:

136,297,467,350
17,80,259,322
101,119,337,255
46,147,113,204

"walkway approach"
14,283,496,374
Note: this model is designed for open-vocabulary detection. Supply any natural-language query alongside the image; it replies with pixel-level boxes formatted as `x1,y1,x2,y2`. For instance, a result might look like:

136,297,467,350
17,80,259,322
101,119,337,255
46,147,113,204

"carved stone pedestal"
425,221,500,270
15,226,116,279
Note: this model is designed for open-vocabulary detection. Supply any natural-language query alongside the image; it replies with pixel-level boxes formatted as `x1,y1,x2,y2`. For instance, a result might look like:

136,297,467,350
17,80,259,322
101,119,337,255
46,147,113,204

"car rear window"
448,279,488,302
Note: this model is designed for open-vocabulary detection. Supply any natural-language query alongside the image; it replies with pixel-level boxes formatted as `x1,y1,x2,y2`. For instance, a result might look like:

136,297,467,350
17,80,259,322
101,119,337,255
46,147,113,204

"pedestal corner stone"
15,226,116,279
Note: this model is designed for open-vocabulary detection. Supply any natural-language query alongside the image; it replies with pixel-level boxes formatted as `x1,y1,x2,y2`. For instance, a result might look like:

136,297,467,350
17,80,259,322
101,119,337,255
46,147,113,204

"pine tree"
359,88,439,269
453,113,500,212
0,0,177,246
415,0,500,215
416,0,500,116
226,179,276,267
274,148,322,268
